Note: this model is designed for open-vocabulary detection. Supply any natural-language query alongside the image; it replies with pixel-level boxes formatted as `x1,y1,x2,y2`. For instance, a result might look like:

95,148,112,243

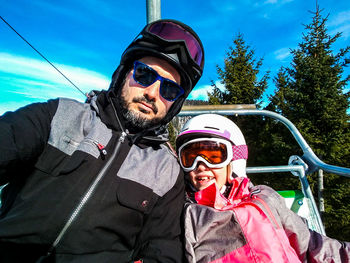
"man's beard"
118,94,164,131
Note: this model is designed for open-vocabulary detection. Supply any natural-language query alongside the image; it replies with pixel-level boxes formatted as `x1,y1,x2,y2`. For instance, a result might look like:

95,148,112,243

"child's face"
188,162,228,191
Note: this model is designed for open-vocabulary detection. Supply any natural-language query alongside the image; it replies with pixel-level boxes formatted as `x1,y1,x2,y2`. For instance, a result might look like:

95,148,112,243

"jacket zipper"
43,131,128,258
251,195,280,229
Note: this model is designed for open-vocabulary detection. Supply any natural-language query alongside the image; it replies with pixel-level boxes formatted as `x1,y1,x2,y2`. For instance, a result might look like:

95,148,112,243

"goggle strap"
232,145,248,161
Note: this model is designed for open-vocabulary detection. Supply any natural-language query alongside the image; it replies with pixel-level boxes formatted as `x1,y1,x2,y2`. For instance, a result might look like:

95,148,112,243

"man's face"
120,56,180,129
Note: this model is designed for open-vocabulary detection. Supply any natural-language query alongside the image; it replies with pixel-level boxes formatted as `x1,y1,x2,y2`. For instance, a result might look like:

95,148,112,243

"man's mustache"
132,96,158,114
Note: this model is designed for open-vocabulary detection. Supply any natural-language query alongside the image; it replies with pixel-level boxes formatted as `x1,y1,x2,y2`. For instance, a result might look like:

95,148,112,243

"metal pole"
247,165,326,235
318,169,324,220
146,0,161,24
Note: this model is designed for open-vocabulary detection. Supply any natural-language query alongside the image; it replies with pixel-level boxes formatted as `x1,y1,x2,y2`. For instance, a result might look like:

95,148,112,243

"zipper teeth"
253,196,280,228
51,132,127,248
108,95,126,135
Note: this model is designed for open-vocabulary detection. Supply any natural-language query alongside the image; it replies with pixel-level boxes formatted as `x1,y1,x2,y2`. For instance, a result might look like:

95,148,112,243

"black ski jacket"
0,91,184,262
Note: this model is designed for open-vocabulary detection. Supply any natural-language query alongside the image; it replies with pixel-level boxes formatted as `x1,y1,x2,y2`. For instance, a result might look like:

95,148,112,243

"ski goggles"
178,138,248,172
146,21,204,67
133,61,184,101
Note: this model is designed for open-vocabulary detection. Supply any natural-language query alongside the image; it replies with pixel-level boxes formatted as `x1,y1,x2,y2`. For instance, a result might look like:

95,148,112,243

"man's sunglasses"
133,61,184,102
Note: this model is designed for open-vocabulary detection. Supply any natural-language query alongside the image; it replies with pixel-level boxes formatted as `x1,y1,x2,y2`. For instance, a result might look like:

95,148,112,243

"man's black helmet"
110,19,205,125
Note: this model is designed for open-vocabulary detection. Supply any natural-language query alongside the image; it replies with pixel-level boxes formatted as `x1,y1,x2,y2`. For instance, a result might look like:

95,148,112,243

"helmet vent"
204,126,219,130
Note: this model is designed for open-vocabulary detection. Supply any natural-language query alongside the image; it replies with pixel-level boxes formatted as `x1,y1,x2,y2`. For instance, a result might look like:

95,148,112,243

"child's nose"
195,161,208,171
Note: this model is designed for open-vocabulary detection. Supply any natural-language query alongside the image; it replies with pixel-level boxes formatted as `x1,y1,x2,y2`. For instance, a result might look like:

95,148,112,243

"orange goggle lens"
180,141,228,168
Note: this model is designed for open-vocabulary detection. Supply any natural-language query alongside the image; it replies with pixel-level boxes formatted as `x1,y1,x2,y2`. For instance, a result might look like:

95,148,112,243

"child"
176,114,350,263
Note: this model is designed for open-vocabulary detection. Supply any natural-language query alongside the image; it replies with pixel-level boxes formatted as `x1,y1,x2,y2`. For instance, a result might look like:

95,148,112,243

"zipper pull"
93,141,107,156
250,188,261,199
119,130,128,143
97,143,107,156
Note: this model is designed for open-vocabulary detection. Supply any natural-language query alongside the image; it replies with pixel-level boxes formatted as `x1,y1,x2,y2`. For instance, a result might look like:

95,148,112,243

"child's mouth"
195,176,215,186
197,176,212,181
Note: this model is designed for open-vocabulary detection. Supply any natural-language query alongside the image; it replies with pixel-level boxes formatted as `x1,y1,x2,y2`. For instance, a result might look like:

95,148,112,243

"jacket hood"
88,90,169,145
108,19,205,128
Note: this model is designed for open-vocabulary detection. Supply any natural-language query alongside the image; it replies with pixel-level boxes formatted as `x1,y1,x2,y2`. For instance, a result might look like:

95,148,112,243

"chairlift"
178,104,350,235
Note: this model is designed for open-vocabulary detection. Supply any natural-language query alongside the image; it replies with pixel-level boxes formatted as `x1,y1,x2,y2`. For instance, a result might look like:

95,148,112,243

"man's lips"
138,101,155,112
132,97,158,114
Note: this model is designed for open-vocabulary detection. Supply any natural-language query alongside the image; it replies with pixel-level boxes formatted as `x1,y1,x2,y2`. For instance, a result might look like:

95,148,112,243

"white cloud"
262,13,271,19
0,52,110,97
334,24,350,39
274,47,290,60
263,0,293,4
264,0,277,4
329,10,350,39
209,0,236,14
0,52,111,114
329,10,350,26
188,80,225,101
188,85,211,100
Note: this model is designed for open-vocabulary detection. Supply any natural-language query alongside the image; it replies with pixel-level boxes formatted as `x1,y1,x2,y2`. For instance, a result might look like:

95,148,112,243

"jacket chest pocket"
34,144,86,177
115,177,158,215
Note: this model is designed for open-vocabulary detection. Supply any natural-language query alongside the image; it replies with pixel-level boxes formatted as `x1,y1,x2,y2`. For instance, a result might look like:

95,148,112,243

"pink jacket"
183,177,350,263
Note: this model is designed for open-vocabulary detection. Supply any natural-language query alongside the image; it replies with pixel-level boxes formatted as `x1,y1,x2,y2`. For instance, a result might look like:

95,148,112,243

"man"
0,19,204,262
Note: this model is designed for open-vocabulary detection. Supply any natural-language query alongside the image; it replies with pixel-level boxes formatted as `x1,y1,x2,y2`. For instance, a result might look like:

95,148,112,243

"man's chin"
138,108,155,115
124,109,163,130
117,95,164,130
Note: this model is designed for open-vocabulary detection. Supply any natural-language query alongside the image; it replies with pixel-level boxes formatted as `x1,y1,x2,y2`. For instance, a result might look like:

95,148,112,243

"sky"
1,0,350,115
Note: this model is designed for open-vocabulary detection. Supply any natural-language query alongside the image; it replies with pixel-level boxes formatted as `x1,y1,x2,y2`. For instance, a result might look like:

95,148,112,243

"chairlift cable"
0,15,87,98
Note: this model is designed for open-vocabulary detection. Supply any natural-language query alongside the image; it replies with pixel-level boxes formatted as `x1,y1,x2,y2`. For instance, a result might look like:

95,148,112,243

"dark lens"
134,63,158,86
160,80,184,101
134,61,184,102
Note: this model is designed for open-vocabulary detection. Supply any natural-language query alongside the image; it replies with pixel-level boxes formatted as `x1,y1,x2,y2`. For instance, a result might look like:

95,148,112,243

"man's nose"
143,80,160,100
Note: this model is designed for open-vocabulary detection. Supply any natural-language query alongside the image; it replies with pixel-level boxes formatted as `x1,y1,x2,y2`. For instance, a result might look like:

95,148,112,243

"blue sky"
1,0,350,115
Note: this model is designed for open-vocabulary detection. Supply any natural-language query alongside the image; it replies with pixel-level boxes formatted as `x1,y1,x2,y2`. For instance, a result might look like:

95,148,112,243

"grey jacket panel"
49,98,112,158
184,203,245,263
118,144,180,197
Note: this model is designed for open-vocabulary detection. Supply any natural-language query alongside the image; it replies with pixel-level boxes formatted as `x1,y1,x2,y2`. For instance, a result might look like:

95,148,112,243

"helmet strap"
226,162,233,185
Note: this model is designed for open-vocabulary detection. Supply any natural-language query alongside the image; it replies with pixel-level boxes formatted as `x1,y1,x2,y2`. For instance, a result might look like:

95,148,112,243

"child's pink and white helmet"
176,114,248,178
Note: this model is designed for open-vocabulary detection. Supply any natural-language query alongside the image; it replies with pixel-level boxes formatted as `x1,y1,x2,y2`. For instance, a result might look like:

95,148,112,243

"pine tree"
208,81,223,105
208,33,269,106
208,33,274,185
268,6,350,240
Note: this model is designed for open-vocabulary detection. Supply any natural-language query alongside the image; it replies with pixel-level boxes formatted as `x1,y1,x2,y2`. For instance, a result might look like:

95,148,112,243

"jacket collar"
90,90,169,145
194,177,251,210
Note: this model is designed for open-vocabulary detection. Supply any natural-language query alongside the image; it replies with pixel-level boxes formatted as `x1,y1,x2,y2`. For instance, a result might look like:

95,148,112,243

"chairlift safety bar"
246,165,326,235
178,107,350,178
